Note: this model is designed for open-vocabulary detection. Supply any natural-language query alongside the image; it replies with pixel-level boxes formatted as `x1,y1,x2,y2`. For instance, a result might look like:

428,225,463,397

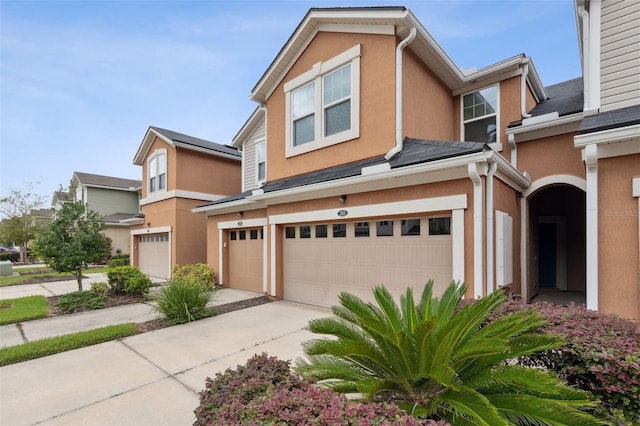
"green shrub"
194,352,448,425
107,266,151,295
487,301,640,425
107,254,130,268
297,282,604,425
90,281,109,297
153,277,216,324
57,291,105,313
172,263,216,289
0,252,19,262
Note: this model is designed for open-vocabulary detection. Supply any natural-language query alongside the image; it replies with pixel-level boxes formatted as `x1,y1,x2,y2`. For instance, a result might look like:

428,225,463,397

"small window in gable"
148,150,167,194
284,45,360,157
255,140,266,183
462,85,498,143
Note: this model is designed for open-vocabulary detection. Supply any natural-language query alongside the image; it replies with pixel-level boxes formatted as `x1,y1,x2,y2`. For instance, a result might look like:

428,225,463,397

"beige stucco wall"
598,154,640,320
103,226,131,256
517,133,585,182
175,147,241,195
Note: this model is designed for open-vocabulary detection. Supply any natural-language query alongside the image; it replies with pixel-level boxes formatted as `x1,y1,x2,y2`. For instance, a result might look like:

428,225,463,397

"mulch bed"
47,292,274,334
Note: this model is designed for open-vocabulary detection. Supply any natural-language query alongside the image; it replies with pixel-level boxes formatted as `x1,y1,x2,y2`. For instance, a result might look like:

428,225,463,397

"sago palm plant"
296,281,605,425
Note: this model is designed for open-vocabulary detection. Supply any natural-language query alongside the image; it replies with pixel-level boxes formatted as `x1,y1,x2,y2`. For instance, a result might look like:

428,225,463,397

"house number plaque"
337,210,348,217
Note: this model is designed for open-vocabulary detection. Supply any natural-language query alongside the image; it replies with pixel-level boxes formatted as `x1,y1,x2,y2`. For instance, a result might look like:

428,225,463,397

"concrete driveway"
0,301,329,426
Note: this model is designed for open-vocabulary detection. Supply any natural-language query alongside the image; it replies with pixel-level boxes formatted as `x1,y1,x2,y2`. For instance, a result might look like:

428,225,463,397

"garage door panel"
284,219,453,308
138,233,170,280
228,228,263,292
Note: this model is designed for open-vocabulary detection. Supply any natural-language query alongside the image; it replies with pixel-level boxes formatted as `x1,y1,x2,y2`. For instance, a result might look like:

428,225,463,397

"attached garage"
283,217,453,308
227,227,264,292
138,233,171,279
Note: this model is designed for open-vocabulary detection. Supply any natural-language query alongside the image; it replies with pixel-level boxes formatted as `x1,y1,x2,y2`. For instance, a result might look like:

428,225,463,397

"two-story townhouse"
195,4,639,320
129,126,241,279
68,171,142,256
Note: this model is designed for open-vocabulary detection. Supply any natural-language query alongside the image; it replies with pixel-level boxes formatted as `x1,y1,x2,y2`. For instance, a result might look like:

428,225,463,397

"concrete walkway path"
0,301,329,426
0,272,331,425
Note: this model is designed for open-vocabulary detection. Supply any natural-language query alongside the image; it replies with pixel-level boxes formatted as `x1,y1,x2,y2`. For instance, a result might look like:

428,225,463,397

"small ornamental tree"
33,202,110,291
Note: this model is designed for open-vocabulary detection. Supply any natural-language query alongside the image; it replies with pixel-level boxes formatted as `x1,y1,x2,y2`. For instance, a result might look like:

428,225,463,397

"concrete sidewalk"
0,301,329,426
0,279,268,348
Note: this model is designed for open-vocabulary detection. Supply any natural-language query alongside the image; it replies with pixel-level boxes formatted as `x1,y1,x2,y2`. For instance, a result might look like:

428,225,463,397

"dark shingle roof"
74,172,141,190
150,126,240,158
580,104,640,134
199,139,486,208
103,213,140,223
53,191,72,201
508,77,583,128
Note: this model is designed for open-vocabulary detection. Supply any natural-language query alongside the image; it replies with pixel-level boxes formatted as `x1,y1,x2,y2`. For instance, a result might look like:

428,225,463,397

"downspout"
486,162,497,295
578,6,591,112
468,163,484,298
521,59,532,119
508,134,517,169
385,27,417,161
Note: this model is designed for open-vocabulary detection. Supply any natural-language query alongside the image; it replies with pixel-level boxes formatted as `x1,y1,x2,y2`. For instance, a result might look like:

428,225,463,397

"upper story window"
462,85,498,143
284,44,360,157
148,150,167,194
255,140,266,184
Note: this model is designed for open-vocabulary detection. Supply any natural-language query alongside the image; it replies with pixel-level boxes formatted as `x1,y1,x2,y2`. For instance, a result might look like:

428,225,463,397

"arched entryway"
526,181,586,304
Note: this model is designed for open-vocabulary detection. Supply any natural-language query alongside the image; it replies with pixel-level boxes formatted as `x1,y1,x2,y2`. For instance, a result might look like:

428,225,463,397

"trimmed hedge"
487,301,640,425
107,266,151,295
194,352,449,425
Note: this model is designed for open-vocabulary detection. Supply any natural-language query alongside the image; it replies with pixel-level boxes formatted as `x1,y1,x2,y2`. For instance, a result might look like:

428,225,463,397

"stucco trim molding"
218,218,268,230
131,226,172,235
523,174,587,198
141,190,227,206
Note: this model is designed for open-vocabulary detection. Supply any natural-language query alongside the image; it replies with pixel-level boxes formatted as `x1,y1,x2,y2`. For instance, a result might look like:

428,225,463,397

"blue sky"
1,0,581,208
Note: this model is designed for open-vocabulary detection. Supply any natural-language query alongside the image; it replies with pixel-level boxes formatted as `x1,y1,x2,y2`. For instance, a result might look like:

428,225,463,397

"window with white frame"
284,45,360,157
148,150,167,194
462,85,498,143
255,140,266,184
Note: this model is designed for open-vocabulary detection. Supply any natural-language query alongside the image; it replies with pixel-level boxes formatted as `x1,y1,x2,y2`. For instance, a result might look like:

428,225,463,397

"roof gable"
250,7,546,104
133,126,241,165
72,172,141,191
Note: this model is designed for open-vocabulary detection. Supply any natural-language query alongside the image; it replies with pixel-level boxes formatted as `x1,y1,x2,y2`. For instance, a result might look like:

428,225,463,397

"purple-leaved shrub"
487,300,640,425
194,353,449,426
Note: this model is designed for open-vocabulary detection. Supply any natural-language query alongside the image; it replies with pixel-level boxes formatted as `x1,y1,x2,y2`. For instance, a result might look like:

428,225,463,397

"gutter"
385,27,417,160
485,162,497,295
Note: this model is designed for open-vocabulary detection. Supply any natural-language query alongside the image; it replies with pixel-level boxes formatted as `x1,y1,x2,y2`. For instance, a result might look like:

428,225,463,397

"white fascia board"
507,113,583,143
119,218,144,225
141,190,227,206
574,124,640,148
173,142,241,162
249,151,489,204
192,198,261,215
453,67,523,97
269,194,467,225
133,127,173,165
85,184,140,192
232,107,264,147
486,151,531,190
131,225,171,235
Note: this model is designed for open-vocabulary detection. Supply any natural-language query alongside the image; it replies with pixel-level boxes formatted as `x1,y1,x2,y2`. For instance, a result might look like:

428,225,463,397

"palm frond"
435,386,508,426
400,286,418,335
488,394,606,426
372,285,404,335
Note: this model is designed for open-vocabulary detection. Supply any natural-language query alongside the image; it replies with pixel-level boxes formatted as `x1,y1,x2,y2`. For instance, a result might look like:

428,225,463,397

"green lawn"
0,266,110,287
0,295,49,325
0,323,137,366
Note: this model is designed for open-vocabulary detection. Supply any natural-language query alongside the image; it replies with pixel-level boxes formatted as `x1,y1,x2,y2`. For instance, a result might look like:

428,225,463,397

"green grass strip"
0,295,49,325
0,267,111,287
0,323,136,366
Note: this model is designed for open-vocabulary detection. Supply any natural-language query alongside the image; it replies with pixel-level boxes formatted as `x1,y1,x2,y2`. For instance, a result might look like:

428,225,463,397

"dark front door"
538,223,556,288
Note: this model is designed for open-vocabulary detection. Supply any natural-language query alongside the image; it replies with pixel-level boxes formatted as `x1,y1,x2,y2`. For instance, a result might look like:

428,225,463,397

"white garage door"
138,233,170,280
283,217,452,308
228,228,264,292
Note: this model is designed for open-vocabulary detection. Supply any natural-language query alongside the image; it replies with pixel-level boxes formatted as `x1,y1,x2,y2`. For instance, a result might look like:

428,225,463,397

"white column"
468,163,484,298
633,178,640,287
263,225,268,293
585,144,598,310
218,228,224,286
452,208,465,284
270,223,277,296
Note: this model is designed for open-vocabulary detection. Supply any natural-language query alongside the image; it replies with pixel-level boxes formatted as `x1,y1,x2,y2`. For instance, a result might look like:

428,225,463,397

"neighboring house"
129,126,241,280
51,191,72,213
68,171,142,256
194,2,639,320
